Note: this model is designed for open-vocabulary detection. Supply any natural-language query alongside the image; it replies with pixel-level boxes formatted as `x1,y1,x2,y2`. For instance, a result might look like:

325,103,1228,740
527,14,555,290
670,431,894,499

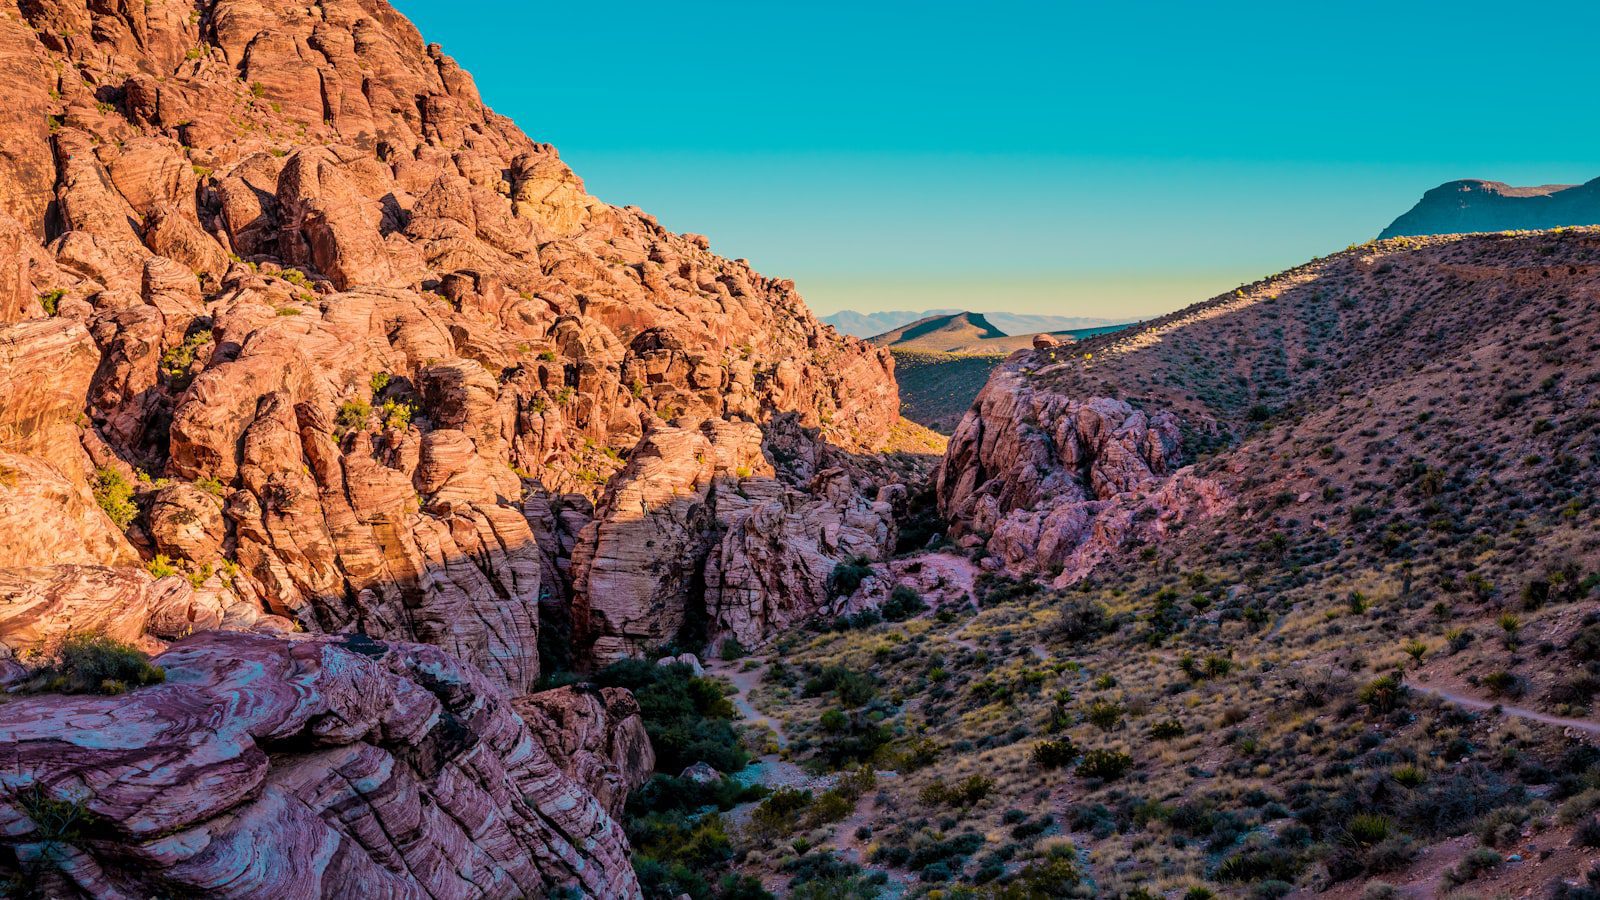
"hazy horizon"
395,1,1600,318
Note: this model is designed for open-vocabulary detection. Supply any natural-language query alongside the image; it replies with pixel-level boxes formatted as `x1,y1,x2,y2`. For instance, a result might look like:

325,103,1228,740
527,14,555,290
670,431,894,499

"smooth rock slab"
0,631,640,899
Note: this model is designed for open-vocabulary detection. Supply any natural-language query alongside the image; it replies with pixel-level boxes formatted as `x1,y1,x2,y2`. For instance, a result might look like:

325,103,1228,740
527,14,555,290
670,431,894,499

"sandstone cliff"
0,0,905,688
0,0,919,893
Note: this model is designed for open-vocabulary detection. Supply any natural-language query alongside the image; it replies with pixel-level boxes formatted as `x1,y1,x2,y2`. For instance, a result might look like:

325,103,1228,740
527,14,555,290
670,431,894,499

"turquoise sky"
394,1,1600,318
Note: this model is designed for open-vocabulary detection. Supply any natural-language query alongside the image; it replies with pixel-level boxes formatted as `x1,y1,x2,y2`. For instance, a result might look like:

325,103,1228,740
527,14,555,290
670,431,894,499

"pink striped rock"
0,631,641,899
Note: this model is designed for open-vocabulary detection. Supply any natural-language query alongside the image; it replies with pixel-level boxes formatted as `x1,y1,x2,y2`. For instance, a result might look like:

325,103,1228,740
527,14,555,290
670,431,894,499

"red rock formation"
570,418,900,664
515,684,655,819
0,0,903,688
0,319,136,568
0,631,641,898
938,357,1229,584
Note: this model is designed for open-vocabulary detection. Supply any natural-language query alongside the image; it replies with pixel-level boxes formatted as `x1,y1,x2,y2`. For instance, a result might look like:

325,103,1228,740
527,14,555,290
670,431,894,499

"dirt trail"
714,659,789,750
1411,683,1600,738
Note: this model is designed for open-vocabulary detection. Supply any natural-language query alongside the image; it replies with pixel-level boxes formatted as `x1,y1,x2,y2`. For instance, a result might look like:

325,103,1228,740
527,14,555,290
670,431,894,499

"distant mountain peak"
1380,177,1600,238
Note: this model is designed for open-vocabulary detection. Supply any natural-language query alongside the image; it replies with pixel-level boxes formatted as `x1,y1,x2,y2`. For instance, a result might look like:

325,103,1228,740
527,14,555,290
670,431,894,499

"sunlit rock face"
0,0,901,686
938,358,1229,585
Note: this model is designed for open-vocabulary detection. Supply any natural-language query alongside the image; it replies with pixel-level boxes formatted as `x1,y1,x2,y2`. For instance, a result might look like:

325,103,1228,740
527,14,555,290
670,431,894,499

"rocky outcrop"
0,565,292,668
938,357,1229,584
571,418,898,664
514,684,655,819
0,566,154,657
0,319,136,568
571,424,724,663
705,467,900,648
0,631,641,899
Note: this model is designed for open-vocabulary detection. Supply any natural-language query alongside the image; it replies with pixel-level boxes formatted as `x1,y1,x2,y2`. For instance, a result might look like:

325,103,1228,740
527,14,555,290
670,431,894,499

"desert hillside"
877,314,1136,433
644,228,1600,898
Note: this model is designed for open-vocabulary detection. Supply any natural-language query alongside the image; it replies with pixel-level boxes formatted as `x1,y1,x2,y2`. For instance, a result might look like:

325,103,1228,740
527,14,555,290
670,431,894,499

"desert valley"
3,2,1600,899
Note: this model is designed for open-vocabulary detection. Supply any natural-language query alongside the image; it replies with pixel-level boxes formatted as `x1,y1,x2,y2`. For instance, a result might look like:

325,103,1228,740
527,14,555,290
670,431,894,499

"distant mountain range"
822,308,1126,339
1381,178,1600,238
868,312,1132,355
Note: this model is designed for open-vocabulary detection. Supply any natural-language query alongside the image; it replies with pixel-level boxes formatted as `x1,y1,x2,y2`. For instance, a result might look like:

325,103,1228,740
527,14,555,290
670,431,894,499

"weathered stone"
0,631,641,899
938,357,1229,585
514,684,655,819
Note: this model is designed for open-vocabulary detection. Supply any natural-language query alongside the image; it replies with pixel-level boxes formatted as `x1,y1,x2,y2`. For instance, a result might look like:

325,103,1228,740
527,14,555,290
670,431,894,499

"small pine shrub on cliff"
92,466,137,530
159,329,211,382
336,399,371,434
21,634,165,695
37,288,65,316
828,556,873,599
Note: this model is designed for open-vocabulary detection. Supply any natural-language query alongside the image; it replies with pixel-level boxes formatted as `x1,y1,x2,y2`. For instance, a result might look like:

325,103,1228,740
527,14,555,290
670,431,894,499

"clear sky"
393,1,1599,319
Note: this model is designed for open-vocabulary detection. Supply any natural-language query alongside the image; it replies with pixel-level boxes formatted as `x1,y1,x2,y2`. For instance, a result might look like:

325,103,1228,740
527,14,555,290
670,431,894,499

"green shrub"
828,556,874,599
627,773,765,818
1575,817,1600,848
975,573,1044,605
20,633,165,695
882,585,926,622
919,774,993,807
1054,597,1112,641
1343,814,1391,847
802,665,876,707
1076,749,1133,781
1391,765,1427,788
1440,847,1502,890
718,637,747,661
1215,846,1301,883
1031,738,1078,769
336,399,371,433
379,398,415,430
159,330,211,382
13,786,99,846
37,288,65,316
991,845,1082,898
820,708,848,733
144,554,178,578
1358,673,1407,713
591,659,747,773
1149,718,1185,740
1086,699,1123,730
750,787,813,838
629,813,737,896
92,466,137,529
1481,669,1524,697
